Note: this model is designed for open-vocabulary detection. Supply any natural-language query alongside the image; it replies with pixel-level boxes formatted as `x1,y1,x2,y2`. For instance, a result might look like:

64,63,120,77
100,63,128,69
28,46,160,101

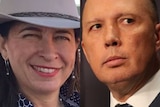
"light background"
74,0,80,6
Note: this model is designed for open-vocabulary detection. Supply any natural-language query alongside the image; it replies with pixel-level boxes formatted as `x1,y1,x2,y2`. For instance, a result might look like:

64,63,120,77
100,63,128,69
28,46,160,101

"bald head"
83,0,159,23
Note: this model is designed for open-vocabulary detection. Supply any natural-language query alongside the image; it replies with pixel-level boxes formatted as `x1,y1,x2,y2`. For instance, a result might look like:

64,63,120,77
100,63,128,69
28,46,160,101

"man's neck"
108,61,159,102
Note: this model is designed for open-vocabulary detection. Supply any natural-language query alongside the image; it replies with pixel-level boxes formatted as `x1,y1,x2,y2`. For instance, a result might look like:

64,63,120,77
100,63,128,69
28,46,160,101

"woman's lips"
32,65,61,77
103,56,126,68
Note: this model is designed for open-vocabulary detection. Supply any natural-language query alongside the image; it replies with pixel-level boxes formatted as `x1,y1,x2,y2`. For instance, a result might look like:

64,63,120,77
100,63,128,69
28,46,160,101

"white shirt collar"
111,69,160,107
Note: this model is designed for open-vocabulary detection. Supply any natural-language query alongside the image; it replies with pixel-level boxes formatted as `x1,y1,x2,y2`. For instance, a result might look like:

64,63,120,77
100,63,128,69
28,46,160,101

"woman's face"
0,22,78,95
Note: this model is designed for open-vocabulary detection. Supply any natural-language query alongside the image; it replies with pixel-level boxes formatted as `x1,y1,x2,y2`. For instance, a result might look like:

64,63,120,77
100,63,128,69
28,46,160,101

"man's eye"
123,18,135,24
90,24,102,31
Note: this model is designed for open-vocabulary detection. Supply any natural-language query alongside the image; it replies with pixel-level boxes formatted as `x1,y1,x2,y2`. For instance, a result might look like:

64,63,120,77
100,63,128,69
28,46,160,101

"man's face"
82,0,160,85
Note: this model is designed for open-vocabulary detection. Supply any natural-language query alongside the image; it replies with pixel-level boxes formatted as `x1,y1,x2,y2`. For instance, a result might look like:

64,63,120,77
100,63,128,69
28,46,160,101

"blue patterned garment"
17,85,80,107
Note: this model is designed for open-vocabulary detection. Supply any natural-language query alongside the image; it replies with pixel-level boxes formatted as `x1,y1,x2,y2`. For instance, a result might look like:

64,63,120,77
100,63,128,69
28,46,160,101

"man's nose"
104,25,121,47
105,37,120,47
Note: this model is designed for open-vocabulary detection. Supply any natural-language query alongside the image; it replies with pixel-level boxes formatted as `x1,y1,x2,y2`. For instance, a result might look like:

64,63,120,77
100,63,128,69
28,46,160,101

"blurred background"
74,0,80,14
80,0,109,107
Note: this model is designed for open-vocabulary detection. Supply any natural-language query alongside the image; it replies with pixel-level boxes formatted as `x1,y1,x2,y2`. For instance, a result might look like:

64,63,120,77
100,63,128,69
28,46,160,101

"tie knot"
115,103,133,107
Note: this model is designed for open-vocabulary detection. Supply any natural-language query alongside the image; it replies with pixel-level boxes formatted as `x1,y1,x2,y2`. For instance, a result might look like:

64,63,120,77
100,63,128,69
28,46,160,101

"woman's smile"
31,65,61,77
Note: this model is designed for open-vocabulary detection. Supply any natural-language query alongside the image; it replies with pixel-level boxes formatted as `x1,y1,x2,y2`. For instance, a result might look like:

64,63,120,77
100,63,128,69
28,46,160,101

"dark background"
80,0,110,107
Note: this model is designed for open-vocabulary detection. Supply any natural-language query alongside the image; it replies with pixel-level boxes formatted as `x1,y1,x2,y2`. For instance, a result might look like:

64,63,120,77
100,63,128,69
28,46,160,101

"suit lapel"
149,93,160,107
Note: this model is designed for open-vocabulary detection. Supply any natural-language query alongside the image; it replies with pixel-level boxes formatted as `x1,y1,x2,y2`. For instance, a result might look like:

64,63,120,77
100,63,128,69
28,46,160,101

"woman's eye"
123,18,135,24
54,36,70,41
23,34,41,39
90,24,102,31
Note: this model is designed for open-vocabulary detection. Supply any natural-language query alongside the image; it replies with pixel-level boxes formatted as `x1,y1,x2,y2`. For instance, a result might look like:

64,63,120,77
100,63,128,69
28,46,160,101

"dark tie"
115,103,133,107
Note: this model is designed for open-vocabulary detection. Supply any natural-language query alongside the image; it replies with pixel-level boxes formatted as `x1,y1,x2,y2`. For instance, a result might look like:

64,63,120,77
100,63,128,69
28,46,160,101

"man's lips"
103,56,126,67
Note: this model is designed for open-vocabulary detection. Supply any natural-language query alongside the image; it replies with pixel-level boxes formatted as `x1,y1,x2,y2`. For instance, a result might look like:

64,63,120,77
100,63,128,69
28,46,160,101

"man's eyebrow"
19,27,42,33
84,18,103,26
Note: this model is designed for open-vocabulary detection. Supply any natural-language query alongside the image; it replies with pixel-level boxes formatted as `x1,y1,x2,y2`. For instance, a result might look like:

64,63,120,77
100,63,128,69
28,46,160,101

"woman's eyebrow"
55,30,70,33
19,27,42,33
55,30,73,36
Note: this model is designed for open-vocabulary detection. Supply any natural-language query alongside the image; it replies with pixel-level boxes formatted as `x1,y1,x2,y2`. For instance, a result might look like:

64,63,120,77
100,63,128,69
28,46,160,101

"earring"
5,60,10,76
78,48,81,63
71,72,75,79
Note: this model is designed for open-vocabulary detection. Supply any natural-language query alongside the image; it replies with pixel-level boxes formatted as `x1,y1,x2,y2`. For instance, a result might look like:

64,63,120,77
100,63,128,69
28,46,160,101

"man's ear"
155,24,160,51
0,35,8,60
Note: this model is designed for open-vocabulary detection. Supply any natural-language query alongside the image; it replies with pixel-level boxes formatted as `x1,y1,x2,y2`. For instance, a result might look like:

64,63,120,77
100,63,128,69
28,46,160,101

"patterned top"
17,85,80,107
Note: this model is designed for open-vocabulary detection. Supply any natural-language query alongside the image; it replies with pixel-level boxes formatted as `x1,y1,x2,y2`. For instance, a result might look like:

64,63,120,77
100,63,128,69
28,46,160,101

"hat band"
10,12,79,21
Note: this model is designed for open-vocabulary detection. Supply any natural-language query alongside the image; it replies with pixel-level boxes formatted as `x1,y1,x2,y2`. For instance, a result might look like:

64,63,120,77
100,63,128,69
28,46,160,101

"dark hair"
150,0,159,22
0,21,19,107
0,21,80,107
0,56,18,107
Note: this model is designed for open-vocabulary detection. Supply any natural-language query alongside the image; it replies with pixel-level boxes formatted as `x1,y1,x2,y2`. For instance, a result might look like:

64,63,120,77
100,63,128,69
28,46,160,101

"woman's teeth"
33,66,55,73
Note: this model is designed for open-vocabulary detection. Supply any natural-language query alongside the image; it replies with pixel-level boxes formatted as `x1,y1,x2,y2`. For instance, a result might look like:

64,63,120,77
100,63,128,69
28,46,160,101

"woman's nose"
38,36,59,61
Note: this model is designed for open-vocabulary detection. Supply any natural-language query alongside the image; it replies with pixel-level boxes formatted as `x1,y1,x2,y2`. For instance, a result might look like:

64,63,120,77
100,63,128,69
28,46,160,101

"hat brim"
0,13,80,29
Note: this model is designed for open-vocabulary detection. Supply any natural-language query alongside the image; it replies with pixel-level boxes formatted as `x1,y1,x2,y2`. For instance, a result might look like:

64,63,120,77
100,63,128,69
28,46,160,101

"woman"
0,0,80,107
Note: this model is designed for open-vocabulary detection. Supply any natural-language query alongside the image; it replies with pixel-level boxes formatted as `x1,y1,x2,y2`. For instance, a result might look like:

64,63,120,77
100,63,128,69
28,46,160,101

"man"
82,0,160,106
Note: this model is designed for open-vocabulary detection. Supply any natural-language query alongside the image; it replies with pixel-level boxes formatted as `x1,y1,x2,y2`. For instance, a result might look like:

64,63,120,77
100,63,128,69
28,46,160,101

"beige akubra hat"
0,0,80,29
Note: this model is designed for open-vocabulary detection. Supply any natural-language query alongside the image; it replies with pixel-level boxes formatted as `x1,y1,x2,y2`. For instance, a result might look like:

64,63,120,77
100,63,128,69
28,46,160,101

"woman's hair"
0,21,80,107
0,21,19,107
